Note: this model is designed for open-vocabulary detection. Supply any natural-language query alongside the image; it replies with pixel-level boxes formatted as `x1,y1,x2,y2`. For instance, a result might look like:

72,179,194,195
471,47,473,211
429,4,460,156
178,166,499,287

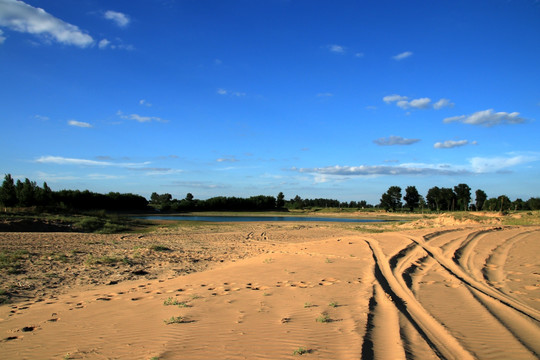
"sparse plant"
304,302,313,308
150,245,171,252
325,258,333,263
293,347,310,355
164,297,190,307
263,257,273,263
164,316,189,324
316,312,331,323
329,301,338,308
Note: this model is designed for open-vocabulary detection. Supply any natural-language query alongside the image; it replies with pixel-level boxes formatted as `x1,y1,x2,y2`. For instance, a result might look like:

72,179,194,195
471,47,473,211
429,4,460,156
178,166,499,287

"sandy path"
1,225,539,359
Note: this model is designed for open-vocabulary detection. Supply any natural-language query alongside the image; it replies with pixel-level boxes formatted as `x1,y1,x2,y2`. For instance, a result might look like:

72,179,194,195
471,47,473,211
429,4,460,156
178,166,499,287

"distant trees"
380,186,402,212
0,174,148,211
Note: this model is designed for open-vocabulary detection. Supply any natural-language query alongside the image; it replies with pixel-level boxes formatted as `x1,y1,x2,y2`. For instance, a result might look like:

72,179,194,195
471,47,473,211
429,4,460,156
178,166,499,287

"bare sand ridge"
1,219,539,359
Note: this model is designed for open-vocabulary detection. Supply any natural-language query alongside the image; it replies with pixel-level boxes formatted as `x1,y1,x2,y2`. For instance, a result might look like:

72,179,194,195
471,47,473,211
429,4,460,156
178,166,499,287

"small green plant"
329,301,338,308
316,313,331,323
293,347,310,355
304,302,313,308
325,258,333,263
164,297,190,307
164,316,188,324
263,258,274,263
149,357,160,360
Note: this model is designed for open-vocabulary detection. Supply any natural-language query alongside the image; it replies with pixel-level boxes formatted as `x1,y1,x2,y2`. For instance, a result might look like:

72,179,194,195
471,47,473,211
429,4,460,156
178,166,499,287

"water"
134,215,389,223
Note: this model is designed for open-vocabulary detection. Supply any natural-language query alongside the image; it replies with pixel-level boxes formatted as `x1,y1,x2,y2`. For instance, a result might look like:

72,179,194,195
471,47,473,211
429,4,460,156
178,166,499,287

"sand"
1,220,539,359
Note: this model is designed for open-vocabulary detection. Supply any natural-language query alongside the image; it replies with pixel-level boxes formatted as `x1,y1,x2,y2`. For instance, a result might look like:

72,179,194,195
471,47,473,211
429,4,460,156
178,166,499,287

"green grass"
0,250,30,274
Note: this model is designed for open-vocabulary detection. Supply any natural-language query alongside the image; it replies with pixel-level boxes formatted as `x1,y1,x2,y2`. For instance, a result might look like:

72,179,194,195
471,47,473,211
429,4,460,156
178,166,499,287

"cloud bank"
0,0,94,47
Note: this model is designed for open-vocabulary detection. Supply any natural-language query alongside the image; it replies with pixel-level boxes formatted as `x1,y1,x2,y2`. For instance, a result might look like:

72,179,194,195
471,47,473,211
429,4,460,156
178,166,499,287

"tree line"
380,184,540,212
148,192,373,212
0,174,148,211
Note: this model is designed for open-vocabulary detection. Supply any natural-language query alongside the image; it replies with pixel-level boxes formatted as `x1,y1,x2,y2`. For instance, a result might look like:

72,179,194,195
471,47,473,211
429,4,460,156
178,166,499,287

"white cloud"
355,52,364,58
373,135,420,146
117,111,167,123
217,156,238,163
434,140,475,149
139,99,152,107
433,98,454,109
35,155,150,167
67,120,92,128
217,88,245,97
443,109,526,127
0,0,94,47
0,29,5,43
469,154,539,173
393,51,413,60
296,164,468,177
328,44,345,53
384,94,454,110
383,94,408,103
34,114,49,121
104,10,130,27
98,38,110,49
316,92,333,97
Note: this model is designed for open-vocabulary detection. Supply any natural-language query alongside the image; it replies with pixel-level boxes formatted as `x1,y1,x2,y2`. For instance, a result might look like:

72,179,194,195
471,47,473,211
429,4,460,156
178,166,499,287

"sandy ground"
1,219,539,359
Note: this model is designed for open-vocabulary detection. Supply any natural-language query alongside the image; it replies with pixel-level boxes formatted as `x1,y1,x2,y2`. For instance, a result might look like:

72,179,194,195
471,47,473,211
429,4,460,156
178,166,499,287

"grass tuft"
164,316,189,324
316,312,331,323
293,347,311,355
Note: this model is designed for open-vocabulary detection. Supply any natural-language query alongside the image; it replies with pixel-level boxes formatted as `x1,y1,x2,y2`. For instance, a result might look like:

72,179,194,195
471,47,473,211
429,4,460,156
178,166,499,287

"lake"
135,215,389,223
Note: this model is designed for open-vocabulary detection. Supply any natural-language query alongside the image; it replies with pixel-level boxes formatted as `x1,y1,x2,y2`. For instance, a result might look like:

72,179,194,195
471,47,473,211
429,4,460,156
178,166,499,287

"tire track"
365,238,475,360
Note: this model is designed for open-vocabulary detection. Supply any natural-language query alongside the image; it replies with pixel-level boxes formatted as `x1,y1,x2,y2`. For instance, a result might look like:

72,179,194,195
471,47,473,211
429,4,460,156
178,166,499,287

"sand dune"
1,223,539,359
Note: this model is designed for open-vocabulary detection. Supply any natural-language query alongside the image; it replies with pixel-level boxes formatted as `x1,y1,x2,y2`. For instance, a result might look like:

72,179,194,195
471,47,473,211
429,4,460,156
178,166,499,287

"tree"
185,193,194,202
0,174,17,207
380,186,402,212
475,189,487,211
527,197,540,210
404,186,420,212
426,186,442,211
276,192,285,208
440,187,456,211
454,183,471,211
497,195,511,212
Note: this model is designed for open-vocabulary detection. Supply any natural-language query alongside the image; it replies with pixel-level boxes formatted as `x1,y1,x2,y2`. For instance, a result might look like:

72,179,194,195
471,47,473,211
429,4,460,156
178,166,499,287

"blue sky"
1,0,539,204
